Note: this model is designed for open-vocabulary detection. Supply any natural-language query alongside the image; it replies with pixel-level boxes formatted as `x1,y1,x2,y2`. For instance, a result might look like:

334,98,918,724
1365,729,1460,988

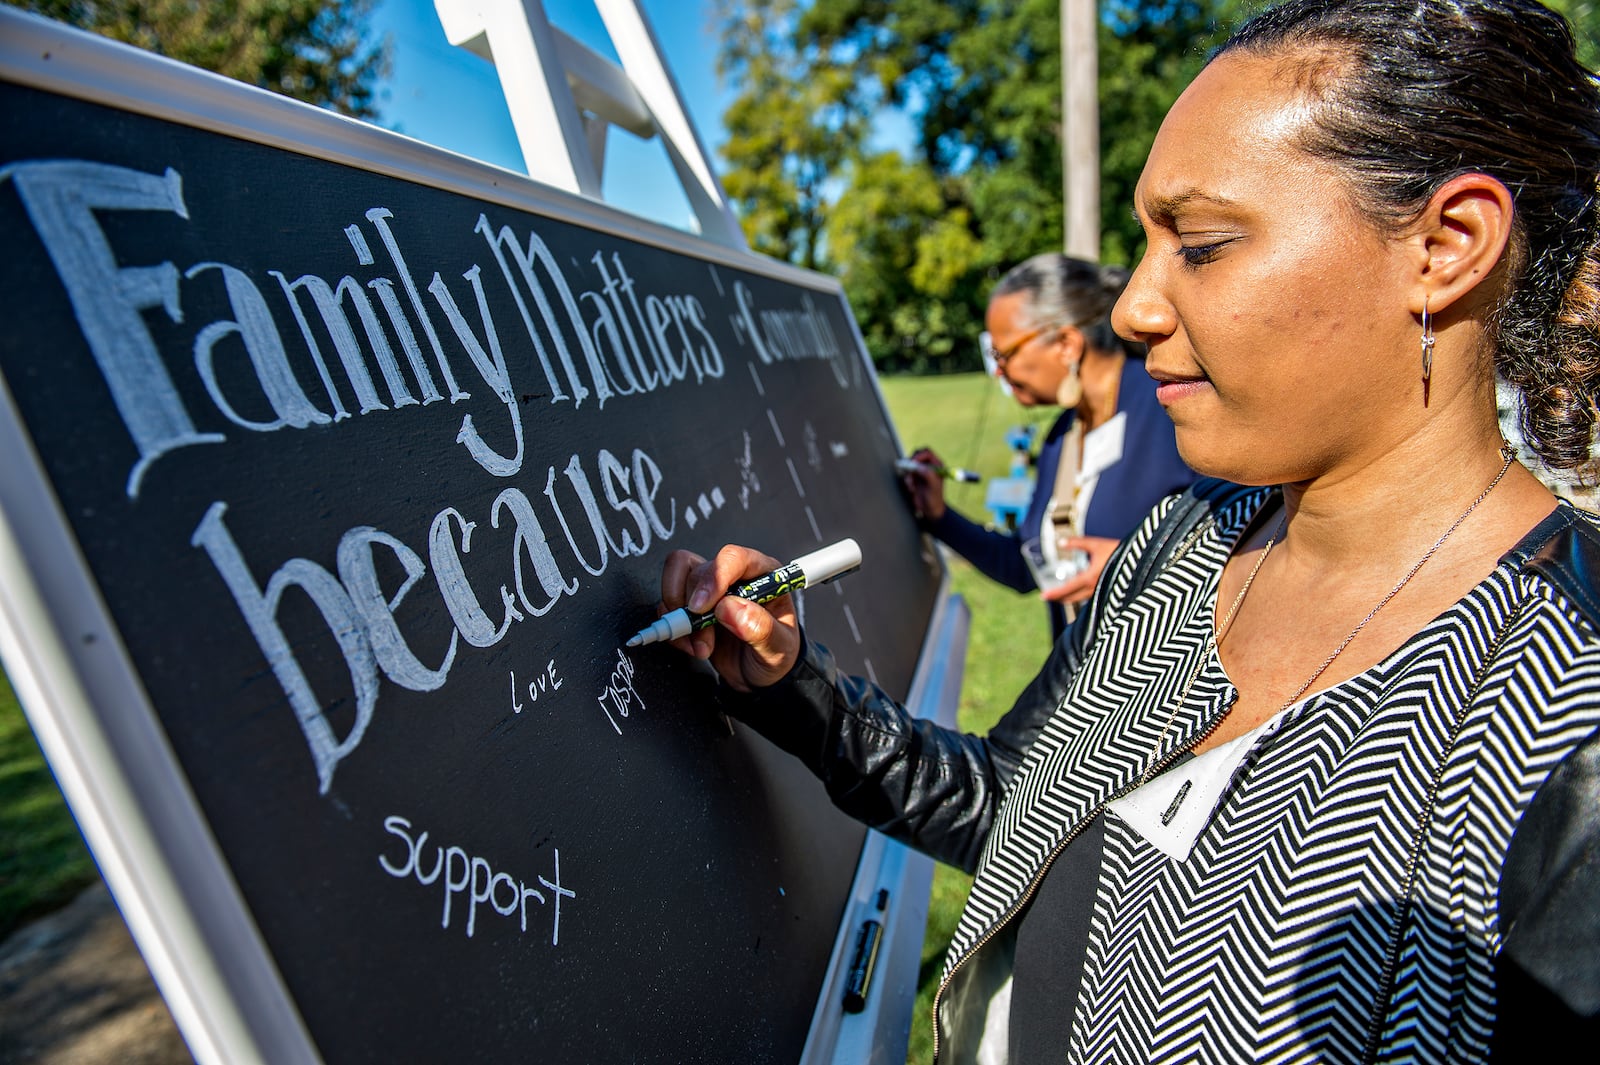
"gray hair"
991,253,1143,359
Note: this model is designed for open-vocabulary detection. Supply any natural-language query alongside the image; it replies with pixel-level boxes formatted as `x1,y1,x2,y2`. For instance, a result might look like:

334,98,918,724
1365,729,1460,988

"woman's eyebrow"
1141,188,1241,225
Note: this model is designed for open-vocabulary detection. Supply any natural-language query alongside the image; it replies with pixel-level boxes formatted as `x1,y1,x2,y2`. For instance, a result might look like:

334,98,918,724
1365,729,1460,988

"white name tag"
1107,714,1282,862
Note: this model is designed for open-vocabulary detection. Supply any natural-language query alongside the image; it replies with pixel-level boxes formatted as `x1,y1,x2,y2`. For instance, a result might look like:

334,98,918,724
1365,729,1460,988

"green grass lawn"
0,668,96,943
0,371,1049,1060
877,372,1057,1063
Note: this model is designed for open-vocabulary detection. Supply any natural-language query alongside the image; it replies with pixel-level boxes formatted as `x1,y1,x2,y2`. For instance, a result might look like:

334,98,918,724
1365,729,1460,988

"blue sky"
366,1,916,238
367,0,738,233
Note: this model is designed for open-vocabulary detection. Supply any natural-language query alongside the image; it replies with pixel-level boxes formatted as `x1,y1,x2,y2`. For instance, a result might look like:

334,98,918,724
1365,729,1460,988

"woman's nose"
1112,260,1175,344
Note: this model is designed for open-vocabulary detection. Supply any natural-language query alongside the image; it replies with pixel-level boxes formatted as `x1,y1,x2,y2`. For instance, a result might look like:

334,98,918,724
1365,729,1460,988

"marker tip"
626,634,642,648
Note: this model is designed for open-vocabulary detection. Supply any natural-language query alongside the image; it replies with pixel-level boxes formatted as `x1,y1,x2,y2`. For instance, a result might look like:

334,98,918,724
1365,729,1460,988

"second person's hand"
1038,535,1120,606
900,446,949,522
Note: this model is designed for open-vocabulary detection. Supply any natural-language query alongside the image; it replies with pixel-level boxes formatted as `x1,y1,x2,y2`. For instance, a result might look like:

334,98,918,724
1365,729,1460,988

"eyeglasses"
980,325,1054,370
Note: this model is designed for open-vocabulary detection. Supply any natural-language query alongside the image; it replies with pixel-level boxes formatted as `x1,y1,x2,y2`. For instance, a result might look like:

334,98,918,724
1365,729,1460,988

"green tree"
1546,0,1600,67
786,0,1241,371
713,1,1257,373
5,0,387,117
805,0,1235,269
824,150,989,371
714,0,868,271
803,0,1063,276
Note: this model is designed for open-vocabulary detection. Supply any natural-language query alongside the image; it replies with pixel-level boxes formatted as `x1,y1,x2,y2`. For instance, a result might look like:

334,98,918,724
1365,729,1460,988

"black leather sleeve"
1490,513,1600,1054
716,628,1087,875
1495,721,1600,1000
1489,722,1600,1055
713,481,1243,875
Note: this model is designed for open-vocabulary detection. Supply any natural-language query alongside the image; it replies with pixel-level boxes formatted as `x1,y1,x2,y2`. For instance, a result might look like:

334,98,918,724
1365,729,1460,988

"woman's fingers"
687,545,783,612
901,448,948,521
660,549,705,612
655,545,798,680
711,595,801,691
1040,536,1121,605
659,549,707,656
1040,573,1093,604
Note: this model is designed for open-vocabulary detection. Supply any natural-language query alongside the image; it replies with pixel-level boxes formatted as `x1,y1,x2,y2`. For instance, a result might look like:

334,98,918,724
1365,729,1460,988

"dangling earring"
1056,360,1083,408
1420,296,1435,407
1055,327,1083,408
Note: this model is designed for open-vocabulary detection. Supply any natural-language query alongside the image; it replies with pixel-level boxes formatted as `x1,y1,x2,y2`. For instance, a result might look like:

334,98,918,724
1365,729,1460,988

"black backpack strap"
1124,478,1268,596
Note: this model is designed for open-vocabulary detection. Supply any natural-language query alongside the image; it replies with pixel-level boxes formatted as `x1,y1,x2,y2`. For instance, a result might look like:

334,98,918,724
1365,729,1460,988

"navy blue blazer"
926,358,1197,637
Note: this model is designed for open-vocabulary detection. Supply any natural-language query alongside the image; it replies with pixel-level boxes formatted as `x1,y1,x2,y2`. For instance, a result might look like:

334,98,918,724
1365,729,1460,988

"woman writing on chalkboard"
652,0,1600,1057
901,255,1196,637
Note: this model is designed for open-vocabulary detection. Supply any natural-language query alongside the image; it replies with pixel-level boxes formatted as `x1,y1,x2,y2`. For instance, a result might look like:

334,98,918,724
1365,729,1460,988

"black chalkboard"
0,57,940,1064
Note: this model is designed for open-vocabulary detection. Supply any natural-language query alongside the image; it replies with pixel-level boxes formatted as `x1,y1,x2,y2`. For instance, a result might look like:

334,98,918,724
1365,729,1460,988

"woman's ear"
1054,324,1086,369
1409,172,1515,316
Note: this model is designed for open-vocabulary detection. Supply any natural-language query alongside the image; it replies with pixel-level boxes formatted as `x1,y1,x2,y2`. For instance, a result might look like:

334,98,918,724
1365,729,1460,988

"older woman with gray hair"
903,254,1195,637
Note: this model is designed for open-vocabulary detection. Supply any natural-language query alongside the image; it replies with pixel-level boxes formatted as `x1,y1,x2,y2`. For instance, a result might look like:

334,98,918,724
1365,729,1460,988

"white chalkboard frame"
799,593,968,1065
0,8,965,1063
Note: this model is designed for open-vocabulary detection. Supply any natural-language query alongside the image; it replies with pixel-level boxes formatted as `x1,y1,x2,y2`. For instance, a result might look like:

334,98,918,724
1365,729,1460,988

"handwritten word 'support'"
379,814,574,944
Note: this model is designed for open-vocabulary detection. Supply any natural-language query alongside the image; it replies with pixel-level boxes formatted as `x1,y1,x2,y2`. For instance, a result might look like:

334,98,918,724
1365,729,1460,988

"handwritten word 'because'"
193,446,675,794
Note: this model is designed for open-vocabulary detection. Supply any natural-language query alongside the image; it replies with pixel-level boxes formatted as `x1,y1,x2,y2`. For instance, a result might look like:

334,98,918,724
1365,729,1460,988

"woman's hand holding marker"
895,456,982,483
659,545,801,692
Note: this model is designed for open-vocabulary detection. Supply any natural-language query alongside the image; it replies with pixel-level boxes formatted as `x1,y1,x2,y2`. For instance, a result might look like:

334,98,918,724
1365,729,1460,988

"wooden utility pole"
1061,0,1100,258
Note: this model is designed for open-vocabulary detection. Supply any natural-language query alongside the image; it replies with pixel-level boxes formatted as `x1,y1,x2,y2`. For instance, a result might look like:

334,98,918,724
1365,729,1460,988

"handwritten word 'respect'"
595,649,643,735
379,814,574,944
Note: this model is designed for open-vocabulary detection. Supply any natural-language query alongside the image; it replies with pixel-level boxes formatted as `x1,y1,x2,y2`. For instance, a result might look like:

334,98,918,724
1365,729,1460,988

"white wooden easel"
433,0,746,249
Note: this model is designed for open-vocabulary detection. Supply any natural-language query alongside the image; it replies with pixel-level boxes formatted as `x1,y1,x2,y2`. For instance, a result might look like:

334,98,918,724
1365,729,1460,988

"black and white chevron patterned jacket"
727,479,1600,1063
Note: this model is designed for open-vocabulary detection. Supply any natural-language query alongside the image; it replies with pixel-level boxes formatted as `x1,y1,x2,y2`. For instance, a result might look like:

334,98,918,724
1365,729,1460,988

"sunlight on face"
985,291,1066,407
1114,52,1419,487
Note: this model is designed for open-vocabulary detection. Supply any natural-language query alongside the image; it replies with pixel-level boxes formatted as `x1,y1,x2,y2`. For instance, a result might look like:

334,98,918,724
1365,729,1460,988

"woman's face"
986,291,1068,407
1113,51,1419,486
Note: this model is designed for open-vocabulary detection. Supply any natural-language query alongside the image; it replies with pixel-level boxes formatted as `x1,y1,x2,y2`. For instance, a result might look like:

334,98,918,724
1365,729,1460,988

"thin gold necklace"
1138,446,1517,785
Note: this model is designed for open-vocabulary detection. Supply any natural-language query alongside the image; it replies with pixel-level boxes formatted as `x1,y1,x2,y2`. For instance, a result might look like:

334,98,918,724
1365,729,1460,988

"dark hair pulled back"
991,253,1145,360
1221,0,1600,472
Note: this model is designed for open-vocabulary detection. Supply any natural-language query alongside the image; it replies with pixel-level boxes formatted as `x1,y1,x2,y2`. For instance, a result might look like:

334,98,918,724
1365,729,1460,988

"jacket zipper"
1357,598,1522,1063
929,495,1260,1060
929,698,1235,1062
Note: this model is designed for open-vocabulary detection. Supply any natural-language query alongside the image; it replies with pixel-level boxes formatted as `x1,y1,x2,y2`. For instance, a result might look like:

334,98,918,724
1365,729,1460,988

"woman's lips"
1153,377,1210,405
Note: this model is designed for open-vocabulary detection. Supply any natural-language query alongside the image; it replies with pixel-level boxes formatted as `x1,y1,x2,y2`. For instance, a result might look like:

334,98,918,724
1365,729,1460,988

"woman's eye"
1178,241,1227,268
